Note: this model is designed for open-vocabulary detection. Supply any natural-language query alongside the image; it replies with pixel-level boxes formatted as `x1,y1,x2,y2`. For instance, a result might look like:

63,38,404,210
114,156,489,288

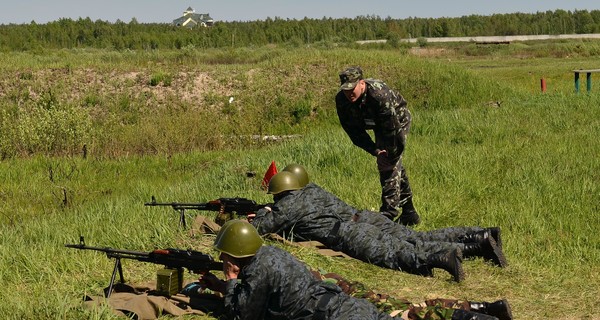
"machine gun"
65,236,223,297
144,195,266,228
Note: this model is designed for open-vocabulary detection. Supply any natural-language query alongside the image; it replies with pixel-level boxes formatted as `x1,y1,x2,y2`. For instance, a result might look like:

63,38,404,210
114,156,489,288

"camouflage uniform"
223,245,394,319
252,185,461,276
299,183,487,252
336,77,413,220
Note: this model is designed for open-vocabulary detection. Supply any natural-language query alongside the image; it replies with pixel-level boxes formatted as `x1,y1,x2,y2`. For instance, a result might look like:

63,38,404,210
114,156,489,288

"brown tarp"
83,283,224,319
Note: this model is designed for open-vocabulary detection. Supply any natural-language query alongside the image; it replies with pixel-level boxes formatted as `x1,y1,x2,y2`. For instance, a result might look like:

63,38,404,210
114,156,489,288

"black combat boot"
398,197,421,226
462,235,508,268
460,228,502,250
427,248,465,282
451,309,499,320
469,299,513,320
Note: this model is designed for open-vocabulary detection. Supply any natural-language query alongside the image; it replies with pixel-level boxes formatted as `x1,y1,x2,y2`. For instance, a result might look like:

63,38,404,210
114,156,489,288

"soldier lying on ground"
247,169,506,282
196,219,508,320
281,164,507,266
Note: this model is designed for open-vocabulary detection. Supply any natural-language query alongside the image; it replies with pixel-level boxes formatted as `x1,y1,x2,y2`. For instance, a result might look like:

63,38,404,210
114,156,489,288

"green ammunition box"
156,267,183,296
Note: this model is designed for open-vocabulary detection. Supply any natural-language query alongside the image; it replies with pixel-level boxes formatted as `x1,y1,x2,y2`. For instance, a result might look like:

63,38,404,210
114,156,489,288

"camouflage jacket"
223,246,394,320
251,184,350,242
335,79,410,156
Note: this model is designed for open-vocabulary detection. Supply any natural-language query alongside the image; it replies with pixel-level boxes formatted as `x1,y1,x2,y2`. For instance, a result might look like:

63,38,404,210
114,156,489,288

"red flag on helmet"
261,161,278,190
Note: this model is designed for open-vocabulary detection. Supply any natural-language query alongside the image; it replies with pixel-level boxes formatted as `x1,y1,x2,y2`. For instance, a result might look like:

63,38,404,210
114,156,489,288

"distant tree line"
1,9,599,51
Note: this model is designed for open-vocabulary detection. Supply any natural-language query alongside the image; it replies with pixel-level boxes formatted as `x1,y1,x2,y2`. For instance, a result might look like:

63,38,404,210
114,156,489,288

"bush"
148,72,172,86
0,92,92,157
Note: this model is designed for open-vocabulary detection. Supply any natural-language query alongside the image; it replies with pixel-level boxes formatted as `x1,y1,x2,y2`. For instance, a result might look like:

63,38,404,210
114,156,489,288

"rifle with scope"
144,195,266,228
65,236,223,297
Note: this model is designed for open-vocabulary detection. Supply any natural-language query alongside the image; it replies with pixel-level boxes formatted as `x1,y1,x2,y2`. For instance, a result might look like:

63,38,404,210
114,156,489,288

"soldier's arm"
336,97,378,155
251,206,294,236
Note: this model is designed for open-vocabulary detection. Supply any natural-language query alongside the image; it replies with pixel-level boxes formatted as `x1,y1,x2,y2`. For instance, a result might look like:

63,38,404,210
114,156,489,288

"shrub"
0,92,92,157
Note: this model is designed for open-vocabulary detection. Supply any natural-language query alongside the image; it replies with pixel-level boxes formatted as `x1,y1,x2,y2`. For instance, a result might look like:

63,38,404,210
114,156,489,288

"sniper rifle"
65,236,223,297
144,195,266,228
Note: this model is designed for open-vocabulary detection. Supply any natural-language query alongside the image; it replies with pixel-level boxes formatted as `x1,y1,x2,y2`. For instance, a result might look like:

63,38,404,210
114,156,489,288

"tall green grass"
1,47,599,319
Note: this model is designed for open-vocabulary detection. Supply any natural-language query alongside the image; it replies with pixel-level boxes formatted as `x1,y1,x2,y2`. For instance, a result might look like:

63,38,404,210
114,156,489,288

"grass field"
1,43,599,319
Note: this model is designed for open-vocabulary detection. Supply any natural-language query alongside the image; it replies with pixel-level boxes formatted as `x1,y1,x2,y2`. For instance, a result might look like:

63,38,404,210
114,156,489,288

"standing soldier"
335,66,420,226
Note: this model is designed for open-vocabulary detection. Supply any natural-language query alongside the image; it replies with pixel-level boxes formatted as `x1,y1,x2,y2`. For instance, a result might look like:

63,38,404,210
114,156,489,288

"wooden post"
540,78,547,93
573,69,600,94
586,72,592,92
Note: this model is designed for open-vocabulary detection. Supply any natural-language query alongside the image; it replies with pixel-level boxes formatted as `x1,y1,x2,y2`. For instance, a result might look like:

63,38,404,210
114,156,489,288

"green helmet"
282,163,309,187
214,219,263,258
267,171,302,195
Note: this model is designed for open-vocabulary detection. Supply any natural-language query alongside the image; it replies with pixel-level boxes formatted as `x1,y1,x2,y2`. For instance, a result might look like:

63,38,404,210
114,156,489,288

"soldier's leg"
354,214,490,250
332,222,429,275
354,210,418,239
318,271,413,315
332,222,465,281
338,220,466,281
354,211,504,263
379,163,401,221
391,119,421,226
403,226,503,251
389,239,465,282
379,157,420,226
397,167,421,226
414,236,506,268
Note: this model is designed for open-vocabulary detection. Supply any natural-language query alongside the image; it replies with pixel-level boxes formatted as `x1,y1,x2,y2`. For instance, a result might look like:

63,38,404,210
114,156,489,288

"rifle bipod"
105,256,125,298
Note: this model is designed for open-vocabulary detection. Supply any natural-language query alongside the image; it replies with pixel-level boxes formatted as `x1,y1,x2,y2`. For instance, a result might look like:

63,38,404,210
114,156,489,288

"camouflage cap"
339,66,363,90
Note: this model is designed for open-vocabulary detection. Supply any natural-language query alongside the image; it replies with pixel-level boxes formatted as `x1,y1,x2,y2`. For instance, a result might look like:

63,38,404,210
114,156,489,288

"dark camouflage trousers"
315,271,471,320
379,163,412,218
379,114,412,219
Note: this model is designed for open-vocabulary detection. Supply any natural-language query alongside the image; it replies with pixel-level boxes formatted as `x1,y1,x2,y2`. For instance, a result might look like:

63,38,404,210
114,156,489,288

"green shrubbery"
0,91,92,158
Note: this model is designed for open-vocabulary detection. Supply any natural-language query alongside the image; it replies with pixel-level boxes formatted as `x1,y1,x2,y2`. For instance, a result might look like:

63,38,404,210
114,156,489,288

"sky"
1,0,599,25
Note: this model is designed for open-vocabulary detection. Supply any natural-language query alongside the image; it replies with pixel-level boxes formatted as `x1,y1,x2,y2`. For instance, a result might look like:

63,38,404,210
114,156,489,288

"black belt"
313,291,336,320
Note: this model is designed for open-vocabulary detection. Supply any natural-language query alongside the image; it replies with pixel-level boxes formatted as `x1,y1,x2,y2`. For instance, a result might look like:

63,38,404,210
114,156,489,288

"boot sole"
489,227,502,249
486,237,508,268
453,249,466,282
